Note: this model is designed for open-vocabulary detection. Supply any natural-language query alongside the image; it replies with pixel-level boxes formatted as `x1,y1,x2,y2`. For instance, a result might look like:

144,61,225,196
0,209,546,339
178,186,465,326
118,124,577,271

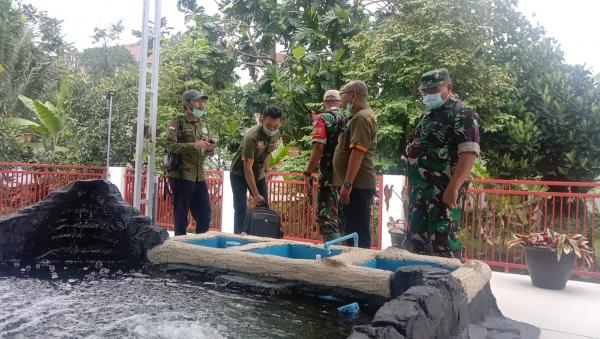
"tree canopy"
2,0,599,183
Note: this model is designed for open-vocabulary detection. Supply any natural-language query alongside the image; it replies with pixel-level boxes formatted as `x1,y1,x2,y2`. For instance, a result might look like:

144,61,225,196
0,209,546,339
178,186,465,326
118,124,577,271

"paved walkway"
491,272,600,339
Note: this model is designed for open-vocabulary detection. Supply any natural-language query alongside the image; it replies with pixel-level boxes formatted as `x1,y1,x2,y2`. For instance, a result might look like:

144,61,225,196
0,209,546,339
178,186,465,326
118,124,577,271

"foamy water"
0,265,365,338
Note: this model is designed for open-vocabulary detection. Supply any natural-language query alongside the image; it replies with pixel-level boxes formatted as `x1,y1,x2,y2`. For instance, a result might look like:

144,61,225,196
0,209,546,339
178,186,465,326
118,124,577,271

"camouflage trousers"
316,183,342,242
407,183,462,258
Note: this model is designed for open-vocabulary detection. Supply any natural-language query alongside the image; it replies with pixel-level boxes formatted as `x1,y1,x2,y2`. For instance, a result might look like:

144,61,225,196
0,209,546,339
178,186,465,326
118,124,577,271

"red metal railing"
267,172,383,249
3,162,596,278
463,179,600,278
123,168,223,231
0,162,107,216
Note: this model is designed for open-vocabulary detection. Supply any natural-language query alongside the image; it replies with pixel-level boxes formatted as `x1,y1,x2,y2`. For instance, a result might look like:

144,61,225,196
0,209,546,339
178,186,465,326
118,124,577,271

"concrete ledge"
149,235,392,297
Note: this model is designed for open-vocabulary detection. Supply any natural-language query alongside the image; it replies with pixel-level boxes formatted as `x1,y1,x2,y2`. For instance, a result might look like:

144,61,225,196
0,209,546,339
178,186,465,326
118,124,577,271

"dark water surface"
0,263,370,338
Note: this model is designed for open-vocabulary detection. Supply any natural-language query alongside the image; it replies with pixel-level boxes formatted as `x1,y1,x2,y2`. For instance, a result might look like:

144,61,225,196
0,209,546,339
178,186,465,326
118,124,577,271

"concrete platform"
491,272,600,339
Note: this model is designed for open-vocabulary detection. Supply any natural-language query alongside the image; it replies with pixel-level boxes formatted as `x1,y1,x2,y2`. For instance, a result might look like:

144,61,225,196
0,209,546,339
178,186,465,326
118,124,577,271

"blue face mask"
192,108,205,117
345,103,352,112
422,93,444,109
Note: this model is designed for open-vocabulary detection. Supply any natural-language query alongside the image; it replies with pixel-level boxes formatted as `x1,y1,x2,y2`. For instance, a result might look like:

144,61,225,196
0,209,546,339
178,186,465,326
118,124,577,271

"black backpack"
163,116,184,171
242,206,283,238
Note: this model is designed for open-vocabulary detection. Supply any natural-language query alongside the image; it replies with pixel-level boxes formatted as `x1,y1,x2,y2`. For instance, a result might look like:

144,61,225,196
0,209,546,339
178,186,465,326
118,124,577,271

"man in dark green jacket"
230,107,282,234
165,89,216,235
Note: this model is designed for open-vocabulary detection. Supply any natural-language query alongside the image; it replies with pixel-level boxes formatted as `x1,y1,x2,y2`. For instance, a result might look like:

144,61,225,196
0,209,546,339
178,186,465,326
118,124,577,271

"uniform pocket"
339,125,351,152
181,130,195,143
421,120,449,147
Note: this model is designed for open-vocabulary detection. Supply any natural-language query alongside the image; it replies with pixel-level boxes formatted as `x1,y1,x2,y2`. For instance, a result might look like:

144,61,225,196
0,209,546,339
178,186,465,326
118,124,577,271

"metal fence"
123,168,224,232
462,179,600,278
2,162,597,277
0,162,107,216
266,172,383,249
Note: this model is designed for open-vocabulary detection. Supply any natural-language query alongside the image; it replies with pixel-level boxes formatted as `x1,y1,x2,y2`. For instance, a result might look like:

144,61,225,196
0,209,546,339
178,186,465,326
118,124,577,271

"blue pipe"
324,232,359,253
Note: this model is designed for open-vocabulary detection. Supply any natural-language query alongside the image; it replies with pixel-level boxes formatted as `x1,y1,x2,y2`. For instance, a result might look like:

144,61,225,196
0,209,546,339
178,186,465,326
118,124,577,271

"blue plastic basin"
184,237,257,249
360,258,452,272
245,244,342,259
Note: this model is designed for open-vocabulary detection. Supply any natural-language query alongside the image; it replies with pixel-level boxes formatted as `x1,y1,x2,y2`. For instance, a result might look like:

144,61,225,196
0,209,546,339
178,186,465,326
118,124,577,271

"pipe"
324,232,359,253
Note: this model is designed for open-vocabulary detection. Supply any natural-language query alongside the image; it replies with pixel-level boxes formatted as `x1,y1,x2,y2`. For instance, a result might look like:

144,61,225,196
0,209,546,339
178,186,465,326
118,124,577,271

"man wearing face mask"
303,90,345,242
165,89,216,236
333,81,378,249
230,107,283,234
405,68,481,258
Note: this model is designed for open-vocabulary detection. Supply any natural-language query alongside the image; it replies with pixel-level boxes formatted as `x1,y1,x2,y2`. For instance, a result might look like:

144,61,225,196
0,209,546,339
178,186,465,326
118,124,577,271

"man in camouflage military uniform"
230,107,282,234
165,89,216,236
333,81,378,249
303,90,344,242
405,68,481,258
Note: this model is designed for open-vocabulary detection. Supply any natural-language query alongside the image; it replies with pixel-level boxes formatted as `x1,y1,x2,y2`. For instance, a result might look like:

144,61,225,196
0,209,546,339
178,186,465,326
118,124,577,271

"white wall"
221,171,234,234
107,167,126,198
380,175,407,249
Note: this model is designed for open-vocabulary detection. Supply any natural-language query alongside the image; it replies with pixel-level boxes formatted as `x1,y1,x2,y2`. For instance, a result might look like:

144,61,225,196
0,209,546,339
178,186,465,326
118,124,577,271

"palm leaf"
6,117,49,136
18,95,61,135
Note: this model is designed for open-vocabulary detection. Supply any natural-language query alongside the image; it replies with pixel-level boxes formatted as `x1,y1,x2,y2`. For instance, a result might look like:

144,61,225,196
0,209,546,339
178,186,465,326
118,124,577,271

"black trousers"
341,188,375,249
170,177,211,236
230,174,269,234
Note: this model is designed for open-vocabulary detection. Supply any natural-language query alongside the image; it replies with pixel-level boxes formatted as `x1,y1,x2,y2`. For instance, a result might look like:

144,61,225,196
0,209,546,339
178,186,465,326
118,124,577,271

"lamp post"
106,90,116,170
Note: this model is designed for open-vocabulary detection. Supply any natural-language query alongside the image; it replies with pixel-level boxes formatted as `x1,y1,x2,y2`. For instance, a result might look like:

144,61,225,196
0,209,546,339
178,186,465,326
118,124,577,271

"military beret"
418,68,451,90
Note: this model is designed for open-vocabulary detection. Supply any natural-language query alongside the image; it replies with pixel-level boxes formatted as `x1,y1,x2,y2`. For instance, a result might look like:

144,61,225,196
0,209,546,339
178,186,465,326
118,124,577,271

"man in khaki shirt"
165,89,216,235
230,107,282,234
333,80,378,248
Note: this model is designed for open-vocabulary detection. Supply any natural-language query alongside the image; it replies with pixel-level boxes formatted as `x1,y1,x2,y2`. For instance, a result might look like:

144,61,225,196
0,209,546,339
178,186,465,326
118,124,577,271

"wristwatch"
343,181,353,189
303,171,312,177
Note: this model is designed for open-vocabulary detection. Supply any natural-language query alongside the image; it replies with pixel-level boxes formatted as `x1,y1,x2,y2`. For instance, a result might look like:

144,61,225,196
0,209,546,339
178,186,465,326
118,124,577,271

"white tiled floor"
491,272,600,339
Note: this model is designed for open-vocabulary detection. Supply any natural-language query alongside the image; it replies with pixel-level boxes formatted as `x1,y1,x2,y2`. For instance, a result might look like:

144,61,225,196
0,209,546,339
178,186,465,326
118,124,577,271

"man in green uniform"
165,89,216,236
303,90,344,242
230,107,282,234
333,80,378,249
406,68,481,258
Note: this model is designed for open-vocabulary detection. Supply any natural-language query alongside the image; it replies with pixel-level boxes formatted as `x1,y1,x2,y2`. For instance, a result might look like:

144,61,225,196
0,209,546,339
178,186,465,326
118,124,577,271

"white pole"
133,0,150,211
106,91,115,171
146,0,161,222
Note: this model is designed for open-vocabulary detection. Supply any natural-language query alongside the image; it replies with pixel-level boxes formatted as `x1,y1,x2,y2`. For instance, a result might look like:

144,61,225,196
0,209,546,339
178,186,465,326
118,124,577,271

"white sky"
24,0,600,74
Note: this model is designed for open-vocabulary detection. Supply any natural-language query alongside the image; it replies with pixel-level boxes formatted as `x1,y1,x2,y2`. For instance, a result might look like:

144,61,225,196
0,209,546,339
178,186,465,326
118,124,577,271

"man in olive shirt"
230,107,282,234
165,89,216,236
333,80,378,248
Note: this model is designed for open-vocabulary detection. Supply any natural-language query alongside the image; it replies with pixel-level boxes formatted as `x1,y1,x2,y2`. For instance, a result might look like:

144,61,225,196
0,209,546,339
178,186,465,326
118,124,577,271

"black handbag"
242,206,283,238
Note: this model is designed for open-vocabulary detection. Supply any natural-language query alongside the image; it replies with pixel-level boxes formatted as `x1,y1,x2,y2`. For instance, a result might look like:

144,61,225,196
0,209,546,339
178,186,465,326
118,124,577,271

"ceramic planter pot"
523,245,576,290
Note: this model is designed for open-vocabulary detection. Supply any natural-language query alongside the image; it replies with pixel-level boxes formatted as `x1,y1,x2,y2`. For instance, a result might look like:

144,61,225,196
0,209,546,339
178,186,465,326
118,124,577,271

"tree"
0,0,68,161
60,71,139,166
79,20,136,77
219,0,368,142
341,0,600,181
0,0,66,121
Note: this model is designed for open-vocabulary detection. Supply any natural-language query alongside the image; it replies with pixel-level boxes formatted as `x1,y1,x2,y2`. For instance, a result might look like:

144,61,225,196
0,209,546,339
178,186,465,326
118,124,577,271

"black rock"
349,325,406,339
350,265,540,339
0,179,167,265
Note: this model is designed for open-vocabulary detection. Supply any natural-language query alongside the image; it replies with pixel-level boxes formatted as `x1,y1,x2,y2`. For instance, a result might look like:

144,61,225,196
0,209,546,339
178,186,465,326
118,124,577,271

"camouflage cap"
418,68,451,90
182,89,208,101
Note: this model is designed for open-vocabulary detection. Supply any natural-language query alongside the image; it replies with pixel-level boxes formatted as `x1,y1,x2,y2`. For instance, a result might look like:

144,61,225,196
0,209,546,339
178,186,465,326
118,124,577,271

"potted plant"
506,228,595,290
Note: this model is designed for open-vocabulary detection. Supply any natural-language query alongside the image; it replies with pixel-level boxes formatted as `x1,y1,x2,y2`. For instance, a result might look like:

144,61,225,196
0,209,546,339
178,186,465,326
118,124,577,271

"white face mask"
422,93,444,109
263,127,278,137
